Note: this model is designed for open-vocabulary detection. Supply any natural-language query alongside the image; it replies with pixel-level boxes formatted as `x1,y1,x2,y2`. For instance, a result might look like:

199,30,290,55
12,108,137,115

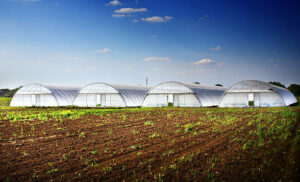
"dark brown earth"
0,107,299,181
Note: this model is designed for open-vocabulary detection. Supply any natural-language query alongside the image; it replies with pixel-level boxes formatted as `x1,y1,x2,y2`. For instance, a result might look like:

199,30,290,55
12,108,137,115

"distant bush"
268,81,286,88
0,87,21,97
288,84,300,96
248,101,254,107
168,102,173,107
0,97,12,107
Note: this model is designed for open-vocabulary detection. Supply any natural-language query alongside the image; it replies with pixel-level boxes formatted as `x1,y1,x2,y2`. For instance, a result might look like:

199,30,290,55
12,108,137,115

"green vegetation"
248,101,254,106
0,97,11,107
0,106,299,181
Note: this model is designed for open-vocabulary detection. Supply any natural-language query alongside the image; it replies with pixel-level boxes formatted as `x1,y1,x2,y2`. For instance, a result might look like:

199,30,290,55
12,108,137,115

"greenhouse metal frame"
219,80,297,107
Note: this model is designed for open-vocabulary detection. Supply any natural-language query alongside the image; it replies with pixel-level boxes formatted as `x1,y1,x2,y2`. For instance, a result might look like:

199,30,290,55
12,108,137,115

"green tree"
288,84,300,96
215,84,223,87
3,87,21,97
268,81,285,88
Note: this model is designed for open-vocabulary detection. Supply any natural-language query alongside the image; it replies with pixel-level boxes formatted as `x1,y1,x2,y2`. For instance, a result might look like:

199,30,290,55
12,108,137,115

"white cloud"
164,16,173,21
95,48,111,53
106,0,122,6
200,14,208,20
112,14,125,18
114,8,148,13
144,57,171,62
193,58,214,65
211,46,221,51
141,16,173,23
71,57,84,61
193,58,222,66
132,19,139,22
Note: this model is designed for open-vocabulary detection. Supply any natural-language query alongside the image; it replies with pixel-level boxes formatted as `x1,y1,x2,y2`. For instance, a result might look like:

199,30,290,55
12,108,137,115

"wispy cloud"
106,0,122,6
95,48,111,53
114,8,148,13
141,16,173,23
112,14,125,18
132,19,139,22
193,58,223,66
144,57,171,62
211,46,221,51
200,14,208,20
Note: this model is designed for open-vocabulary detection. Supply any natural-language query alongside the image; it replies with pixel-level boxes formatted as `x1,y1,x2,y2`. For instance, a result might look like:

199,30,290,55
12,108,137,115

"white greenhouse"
10,83,82,107
219,80,297,107
73,82,151,107
142,81,227,107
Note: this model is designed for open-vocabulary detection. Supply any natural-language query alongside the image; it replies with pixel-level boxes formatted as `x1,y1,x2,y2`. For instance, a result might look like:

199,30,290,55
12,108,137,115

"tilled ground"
0,107,299,181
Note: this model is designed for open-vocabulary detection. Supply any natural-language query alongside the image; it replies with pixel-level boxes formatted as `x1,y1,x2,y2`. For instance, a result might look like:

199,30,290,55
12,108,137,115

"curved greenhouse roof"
219,80,297,107
142,81,227,107
10,83,82,106
73,82,151,107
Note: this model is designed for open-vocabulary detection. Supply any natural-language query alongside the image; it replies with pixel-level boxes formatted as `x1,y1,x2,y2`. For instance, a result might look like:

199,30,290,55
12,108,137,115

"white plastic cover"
143,81,227,107
10,83,81,106
73,82,151,107
219,80,297,107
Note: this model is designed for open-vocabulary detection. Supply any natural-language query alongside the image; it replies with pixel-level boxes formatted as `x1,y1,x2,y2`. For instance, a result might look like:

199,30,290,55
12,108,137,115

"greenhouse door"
96,94,101,106
254,93,260,107
36,95,40,106
101,94,106,106
32,95,36,106
167,94,173,104
248,93,254,106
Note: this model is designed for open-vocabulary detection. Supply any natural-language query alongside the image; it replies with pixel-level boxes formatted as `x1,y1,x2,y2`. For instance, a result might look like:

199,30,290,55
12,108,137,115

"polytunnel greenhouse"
10,83,82,107
142,81,227,107
219,80,297,107
73,82,151,107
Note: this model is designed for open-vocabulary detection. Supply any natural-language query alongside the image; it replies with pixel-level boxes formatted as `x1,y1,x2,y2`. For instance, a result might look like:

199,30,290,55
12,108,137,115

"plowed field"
0,107,299,181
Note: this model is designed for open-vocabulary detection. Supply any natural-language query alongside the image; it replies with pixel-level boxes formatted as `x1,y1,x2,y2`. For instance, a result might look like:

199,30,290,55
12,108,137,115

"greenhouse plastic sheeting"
219,80,297,107
10,83,81,106
143,81,227,107
73,82,151,107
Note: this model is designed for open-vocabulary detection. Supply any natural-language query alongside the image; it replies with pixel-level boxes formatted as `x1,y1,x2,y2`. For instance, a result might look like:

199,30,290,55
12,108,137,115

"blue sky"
0,0,299,88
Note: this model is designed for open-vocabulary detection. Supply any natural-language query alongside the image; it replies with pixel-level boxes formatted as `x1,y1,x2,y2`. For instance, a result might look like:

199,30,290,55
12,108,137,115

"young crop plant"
46,168,59,175
79,132,85,138
144,121,154,127
161,149,174,157
107,128,112,135
149,133,160,138
184,124,194,132
102,166,112,174
90,150,98,155
130,144,142,150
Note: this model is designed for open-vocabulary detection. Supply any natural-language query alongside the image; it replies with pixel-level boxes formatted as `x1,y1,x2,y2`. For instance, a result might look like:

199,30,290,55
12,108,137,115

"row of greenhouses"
10,80,297,107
